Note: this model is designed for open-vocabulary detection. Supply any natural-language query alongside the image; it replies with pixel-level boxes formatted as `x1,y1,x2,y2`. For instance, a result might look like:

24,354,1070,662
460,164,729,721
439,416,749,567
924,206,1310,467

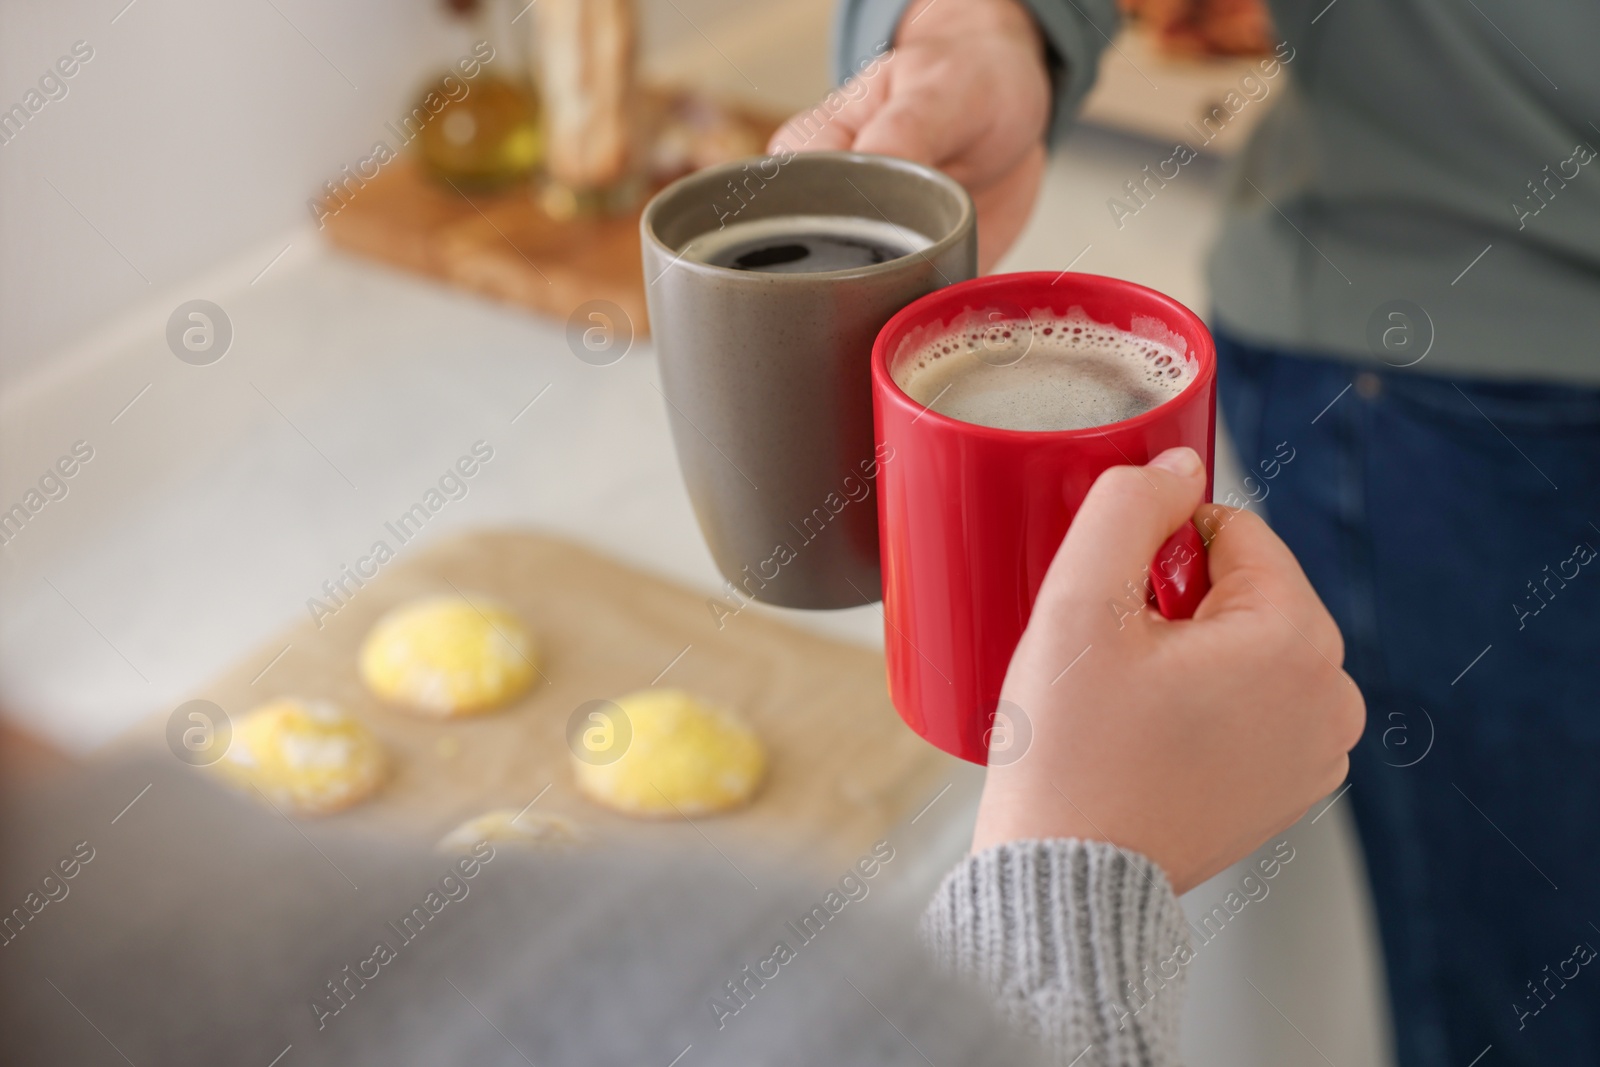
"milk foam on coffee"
894,307,1194,432
682,214,933,274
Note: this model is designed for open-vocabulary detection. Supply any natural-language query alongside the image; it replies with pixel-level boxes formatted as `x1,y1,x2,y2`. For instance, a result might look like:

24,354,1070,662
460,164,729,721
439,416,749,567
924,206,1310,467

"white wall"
2,0,434,387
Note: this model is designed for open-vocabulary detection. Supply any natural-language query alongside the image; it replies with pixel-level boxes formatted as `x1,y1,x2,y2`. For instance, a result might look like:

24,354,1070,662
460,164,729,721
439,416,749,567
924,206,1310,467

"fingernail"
1148,446,1202,478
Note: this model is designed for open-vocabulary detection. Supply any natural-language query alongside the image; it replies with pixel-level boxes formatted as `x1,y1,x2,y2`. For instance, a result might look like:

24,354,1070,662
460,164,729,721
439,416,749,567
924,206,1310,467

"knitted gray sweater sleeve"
921,840,1191,1066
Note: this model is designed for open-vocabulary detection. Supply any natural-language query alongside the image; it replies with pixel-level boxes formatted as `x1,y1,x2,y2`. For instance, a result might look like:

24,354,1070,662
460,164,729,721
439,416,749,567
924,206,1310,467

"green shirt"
836,0,1600,384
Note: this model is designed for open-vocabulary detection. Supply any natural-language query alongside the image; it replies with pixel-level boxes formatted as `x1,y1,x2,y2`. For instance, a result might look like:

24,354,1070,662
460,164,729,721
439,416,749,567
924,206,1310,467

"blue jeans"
1215,330,1600,1067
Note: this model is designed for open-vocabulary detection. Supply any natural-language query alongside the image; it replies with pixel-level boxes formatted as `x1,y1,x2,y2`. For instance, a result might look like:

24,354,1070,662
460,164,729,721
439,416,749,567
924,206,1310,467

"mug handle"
1150,522,1209,620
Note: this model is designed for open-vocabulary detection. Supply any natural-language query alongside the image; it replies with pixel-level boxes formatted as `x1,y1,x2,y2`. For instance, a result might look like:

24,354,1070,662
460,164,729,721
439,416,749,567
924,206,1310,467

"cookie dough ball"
437,809,580,852
221,698,386,815
572,689,765,818
360,595,538,716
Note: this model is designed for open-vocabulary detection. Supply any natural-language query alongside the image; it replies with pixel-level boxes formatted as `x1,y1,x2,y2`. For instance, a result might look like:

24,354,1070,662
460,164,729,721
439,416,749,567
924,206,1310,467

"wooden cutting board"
132,530,956,869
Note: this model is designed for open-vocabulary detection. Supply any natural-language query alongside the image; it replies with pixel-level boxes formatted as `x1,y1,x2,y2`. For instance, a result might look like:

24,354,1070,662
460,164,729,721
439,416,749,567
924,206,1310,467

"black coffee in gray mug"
641,152,976,609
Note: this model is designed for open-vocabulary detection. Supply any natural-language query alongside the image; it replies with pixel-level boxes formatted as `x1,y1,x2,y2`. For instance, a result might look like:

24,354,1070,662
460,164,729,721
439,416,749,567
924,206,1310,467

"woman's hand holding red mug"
971,447,1367,894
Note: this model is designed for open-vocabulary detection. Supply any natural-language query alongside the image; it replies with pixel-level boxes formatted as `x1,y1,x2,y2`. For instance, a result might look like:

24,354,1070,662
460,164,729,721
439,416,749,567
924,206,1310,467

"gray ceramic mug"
641,151,976,609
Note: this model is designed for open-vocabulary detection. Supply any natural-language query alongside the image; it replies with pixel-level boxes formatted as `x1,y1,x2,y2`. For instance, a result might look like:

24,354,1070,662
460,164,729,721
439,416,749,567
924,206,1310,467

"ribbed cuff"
922,839,1190,1066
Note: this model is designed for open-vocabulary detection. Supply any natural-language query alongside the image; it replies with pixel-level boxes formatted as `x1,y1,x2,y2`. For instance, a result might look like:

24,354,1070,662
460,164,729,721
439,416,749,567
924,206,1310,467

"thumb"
1034,447,1207,620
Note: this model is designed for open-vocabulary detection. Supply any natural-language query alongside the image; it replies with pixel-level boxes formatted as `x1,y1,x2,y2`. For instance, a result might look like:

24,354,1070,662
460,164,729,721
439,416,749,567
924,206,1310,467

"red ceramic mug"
871,272,1218,764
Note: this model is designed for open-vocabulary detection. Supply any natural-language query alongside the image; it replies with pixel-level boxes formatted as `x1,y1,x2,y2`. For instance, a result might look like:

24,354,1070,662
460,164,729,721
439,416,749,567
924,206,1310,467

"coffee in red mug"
871,272,1217,764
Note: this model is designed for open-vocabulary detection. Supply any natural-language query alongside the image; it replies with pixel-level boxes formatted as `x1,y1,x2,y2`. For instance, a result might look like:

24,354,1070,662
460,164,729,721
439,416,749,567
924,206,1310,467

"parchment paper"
128,530,958,869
